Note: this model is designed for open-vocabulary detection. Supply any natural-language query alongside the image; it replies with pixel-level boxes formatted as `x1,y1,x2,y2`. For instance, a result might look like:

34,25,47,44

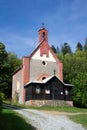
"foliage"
0,42,22,99
51,45,60,54
7,52,22,98
51,45,57,53
0,42,8,95
61,42,72,55
84,38,87,51
57,46,87,107
76,42,83,51
71,72,87,107
0,92,4,113
0,42,7,61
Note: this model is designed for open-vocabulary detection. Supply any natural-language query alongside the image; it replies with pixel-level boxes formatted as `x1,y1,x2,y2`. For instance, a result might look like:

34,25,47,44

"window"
42,61,47,65
65,89,69,95
42,77,46,80
60,92,63,95
36,87,41,94
42,32,45,39
45,90,50,94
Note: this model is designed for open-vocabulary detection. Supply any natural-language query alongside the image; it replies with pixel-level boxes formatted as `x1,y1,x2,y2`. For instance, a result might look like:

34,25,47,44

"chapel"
12,26,73,106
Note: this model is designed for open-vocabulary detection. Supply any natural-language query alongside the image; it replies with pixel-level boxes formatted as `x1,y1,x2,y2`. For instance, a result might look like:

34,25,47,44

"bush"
0,92,5,113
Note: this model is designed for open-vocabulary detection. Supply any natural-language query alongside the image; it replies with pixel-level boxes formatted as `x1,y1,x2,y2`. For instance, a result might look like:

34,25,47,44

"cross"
53,69,56,75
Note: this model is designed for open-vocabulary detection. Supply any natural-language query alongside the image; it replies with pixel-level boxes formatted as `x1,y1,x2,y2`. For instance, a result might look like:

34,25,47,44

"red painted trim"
40,40,49,57
37,73,49,80
22,57,30,103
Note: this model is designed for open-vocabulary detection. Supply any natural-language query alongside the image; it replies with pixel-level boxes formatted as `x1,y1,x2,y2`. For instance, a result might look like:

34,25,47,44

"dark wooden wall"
25,77,72,101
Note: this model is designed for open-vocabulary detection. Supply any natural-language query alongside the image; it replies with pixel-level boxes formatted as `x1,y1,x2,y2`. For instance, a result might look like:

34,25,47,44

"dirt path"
14,109,86,130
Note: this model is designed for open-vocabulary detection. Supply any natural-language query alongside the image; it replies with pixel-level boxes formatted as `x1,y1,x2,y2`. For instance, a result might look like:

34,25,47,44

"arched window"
42,77,46,80
42,32,45,39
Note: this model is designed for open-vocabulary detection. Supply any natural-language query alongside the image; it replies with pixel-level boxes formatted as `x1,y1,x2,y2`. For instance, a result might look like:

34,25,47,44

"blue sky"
0,0,87,58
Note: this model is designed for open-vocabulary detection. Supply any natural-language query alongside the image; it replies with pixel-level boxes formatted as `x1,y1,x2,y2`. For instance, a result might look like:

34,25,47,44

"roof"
24,75,74,88
12,65,23,75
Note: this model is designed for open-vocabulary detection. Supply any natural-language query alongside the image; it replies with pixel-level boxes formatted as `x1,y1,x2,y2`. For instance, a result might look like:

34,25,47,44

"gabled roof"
24,75,74,88
26,38,62,64
12,28,62,76
28,39,45,58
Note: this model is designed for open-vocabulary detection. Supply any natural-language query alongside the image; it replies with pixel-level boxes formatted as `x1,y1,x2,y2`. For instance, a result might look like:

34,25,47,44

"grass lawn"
0,108,35,130
28,105,87,113
69,114,87,129
4,101,87,113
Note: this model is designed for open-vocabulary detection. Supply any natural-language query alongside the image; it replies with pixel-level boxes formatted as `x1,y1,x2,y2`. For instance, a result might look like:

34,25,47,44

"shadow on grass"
0,108,36,130
3,103,26,110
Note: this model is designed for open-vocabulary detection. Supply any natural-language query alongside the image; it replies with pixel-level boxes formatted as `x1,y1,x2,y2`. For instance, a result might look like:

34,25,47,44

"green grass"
69,114,87,129
0,109,35,130
4,100,87,113
28,106,87,113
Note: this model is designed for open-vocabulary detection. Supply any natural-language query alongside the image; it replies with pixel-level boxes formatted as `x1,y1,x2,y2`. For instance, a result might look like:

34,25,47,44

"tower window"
42,32,45,39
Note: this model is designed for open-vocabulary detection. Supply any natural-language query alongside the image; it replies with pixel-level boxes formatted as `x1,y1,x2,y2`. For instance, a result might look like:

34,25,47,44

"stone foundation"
25,100,73,107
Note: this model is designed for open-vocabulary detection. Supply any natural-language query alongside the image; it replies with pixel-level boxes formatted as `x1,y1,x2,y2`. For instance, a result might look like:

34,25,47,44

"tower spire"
38,24,48,43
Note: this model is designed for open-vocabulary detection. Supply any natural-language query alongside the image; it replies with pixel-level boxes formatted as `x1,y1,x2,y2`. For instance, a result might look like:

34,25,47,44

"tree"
61,42,72,55
56,46,60,53
62,53,74,83
6,52,22,98
84,38,87,51
71,72,87,107
76,42,83,51
0,92,4,113
7,52,22,73
51,45,57,53
57,49,87,107
0,42,22,98
0,42,8,95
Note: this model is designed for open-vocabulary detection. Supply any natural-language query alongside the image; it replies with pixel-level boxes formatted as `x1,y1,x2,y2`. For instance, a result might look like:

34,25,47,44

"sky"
0,0,87,58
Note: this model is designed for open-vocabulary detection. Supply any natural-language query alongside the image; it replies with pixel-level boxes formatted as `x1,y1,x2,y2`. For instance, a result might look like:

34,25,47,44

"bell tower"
38,24,48,43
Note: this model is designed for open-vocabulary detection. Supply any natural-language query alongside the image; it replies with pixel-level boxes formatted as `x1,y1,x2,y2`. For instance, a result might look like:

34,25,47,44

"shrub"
0,92,5,113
